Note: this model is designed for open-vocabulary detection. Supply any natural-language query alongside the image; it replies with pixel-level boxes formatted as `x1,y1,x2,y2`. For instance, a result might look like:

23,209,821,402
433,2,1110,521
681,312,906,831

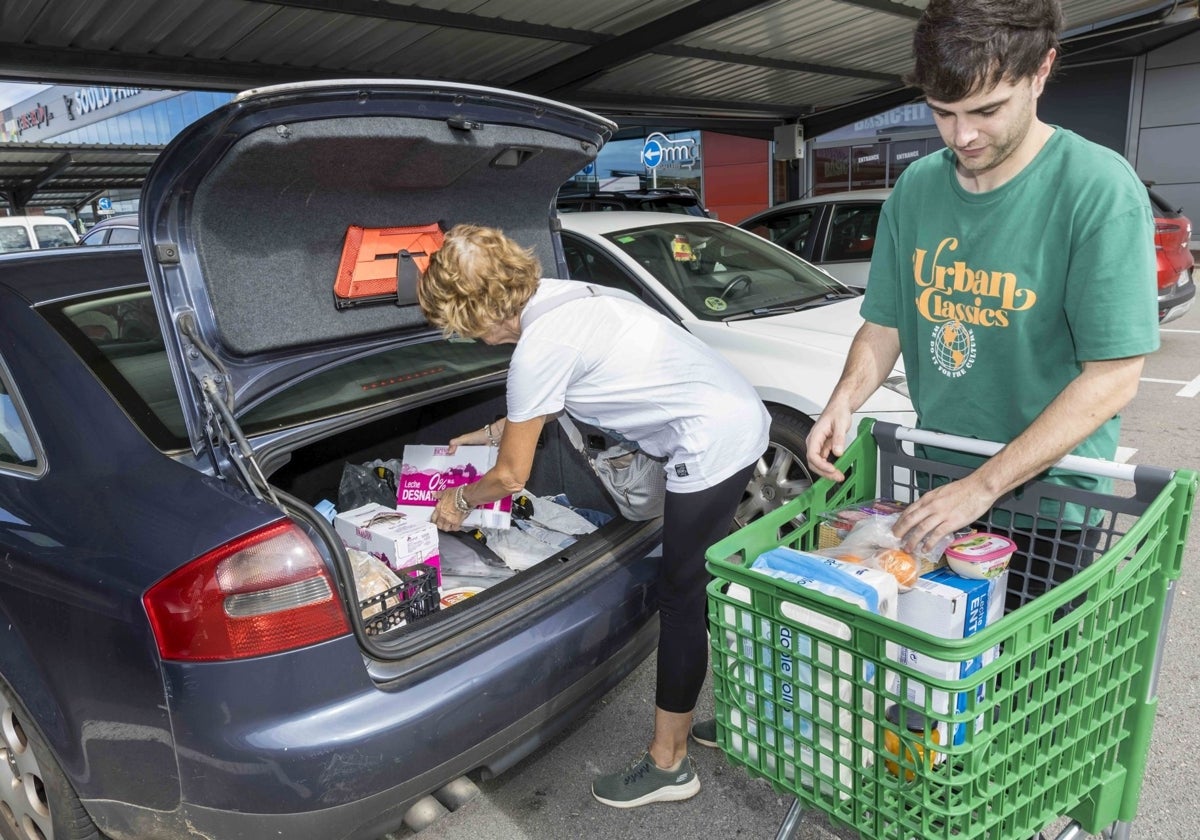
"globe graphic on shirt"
930,320,975,376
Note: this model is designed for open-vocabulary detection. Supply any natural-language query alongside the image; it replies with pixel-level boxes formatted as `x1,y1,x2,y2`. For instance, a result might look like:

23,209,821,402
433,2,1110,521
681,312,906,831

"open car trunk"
266,379,652,645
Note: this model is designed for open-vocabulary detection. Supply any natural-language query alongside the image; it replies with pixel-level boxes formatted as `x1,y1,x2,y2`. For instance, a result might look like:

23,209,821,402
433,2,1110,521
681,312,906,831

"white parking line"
1160,328,1200,334
1115,446,1137,463
1140,375,1200,397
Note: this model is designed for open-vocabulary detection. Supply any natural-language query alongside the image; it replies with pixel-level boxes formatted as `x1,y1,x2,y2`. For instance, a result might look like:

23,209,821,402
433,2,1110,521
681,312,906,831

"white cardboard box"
397,444,512,529
891,567,1008,749
334,503,441,583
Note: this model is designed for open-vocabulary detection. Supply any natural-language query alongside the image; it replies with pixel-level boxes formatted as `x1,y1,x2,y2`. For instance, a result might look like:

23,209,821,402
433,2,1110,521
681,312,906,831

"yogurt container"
440,586,484,608
944,533,1016,580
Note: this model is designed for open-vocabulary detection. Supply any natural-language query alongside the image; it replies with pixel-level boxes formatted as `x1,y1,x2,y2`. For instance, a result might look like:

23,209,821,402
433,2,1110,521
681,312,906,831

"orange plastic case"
334,223,444,308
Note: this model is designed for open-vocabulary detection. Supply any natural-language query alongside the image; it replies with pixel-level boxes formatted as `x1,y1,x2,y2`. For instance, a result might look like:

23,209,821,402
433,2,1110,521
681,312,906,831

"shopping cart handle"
890,424,1141,482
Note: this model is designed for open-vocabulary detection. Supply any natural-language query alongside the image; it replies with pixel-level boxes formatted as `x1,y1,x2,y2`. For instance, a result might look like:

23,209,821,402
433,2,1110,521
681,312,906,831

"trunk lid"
140,79,613,455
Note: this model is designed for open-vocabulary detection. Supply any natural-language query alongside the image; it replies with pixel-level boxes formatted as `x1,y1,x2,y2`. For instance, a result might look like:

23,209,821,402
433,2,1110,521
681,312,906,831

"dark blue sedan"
0,80,661,840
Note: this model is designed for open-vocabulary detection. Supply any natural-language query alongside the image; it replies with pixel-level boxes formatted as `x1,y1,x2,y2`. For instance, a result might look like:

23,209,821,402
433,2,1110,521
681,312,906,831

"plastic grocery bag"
337,460,400,511
817,512,953,591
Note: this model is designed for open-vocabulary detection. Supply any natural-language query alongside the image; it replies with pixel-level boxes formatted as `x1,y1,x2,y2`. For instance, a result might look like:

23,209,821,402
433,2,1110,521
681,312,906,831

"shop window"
888,139,927,186
812,146,850,195
850,143,886,191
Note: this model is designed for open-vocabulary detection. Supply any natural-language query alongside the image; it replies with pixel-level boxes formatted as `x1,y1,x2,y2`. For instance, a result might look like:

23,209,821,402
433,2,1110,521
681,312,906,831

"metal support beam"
261,0,602,43
73,191,105,212
516,0,781,96
830,0,922,19
655,45,902,84
12,152,72,210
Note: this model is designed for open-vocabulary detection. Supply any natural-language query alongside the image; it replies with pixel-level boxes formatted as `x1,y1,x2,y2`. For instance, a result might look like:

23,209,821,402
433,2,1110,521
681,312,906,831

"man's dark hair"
904,0,1063,102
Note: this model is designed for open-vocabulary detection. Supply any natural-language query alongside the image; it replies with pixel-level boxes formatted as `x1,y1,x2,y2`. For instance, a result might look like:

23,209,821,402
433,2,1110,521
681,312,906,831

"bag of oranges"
816,513,951,591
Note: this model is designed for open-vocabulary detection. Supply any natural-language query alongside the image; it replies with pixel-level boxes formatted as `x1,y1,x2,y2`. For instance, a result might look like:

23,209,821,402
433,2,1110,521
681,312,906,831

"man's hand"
890,475,994,554
890,355,1147,552
806,322,902,482
807,408,854,481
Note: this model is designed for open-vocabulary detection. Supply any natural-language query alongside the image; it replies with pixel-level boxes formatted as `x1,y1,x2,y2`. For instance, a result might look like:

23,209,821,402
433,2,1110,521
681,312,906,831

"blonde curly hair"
418,224,542,338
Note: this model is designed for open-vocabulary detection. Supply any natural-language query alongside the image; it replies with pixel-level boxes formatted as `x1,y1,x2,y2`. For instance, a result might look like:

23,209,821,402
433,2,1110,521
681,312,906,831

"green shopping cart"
706,421,1197,840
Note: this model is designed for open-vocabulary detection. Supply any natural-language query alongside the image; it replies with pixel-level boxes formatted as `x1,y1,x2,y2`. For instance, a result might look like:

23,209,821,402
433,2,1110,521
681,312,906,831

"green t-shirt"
861,128,1160,520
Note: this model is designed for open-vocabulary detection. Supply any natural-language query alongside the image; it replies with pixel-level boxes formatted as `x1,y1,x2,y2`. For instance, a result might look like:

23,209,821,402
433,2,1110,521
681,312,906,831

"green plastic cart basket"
706,421,1197,840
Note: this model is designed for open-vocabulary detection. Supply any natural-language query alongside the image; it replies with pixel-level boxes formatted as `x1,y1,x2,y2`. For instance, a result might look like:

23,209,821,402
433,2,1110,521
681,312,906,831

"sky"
0,82,50,110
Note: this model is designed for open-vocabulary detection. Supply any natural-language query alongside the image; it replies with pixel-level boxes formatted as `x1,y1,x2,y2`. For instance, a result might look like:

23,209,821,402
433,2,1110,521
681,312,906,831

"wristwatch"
452,485,472,514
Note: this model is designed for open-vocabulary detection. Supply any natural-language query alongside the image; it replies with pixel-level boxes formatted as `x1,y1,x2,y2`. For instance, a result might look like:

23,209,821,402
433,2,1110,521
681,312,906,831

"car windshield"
601,220,852,320
40,289,513,451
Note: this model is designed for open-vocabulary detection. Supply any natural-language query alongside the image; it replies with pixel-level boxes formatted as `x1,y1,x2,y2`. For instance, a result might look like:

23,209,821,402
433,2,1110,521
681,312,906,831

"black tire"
733,408,815,529
0,678,101,840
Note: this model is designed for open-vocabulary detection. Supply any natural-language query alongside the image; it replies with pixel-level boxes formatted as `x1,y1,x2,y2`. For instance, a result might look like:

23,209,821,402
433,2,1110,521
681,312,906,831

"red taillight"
143,521,351,661
1155,220,1190,250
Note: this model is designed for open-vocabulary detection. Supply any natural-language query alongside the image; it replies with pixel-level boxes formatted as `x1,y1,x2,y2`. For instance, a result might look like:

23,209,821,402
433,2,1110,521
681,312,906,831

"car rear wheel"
0,679,100,840
733,408,815,529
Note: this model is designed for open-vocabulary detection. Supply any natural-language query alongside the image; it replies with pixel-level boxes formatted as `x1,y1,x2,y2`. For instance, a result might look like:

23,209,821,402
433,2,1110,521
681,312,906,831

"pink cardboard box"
397,444,512,529
334,502,441,583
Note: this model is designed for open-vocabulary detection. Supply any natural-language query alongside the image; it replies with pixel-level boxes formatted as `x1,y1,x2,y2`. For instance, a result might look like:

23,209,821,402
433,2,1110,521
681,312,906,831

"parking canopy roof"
2,0,1198,137
1,0,1197,211
0,143,163,211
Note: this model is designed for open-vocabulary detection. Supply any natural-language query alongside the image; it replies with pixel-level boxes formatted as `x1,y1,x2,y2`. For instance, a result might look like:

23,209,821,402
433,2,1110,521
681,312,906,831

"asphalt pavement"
395,301,1200,840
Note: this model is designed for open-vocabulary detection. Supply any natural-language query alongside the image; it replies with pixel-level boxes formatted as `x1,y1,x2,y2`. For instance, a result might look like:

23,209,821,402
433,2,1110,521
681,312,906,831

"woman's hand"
430,486,470,531
446,418,505,454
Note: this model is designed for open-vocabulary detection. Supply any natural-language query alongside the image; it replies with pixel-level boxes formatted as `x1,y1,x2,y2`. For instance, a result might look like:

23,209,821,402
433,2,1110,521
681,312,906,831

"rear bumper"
87,619,659,840
1158,270,1195,324
84,544,660,840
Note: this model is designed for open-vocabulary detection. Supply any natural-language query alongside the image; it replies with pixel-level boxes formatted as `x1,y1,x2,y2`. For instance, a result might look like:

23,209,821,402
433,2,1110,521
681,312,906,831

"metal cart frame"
706,421,1198,840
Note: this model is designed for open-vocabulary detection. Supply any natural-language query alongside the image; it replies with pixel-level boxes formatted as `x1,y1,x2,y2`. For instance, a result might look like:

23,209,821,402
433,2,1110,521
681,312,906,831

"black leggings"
655,462,757,714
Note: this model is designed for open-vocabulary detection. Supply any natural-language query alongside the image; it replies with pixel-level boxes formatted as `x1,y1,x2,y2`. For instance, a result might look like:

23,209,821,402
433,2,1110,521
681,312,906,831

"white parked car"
0,214,79,253
558,211,914,524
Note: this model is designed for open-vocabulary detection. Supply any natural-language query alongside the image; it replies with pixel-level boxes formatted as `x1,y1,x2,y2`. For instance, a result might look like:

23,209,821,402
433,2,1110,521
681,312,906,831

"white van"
0,215,80,254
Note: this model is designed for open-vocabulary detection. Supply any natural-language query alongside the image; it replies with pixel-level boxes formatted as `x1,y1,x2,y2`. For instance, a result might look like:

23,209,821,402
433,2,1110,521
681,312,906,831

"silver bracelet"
452,485,472,514
484,422,500,446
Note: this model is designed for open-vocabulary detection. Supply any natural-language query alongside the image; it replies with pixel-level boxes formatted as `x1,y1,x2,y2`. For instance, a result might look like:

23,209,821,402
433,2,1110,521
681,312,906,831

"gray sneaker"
591,751,700,809
690,718,718,748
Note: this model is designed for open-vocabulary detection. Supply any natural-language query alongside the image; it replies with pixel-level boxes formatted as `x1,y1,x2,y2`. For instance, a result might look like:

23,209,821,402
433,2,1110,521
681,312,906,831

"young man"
805,0,1160,608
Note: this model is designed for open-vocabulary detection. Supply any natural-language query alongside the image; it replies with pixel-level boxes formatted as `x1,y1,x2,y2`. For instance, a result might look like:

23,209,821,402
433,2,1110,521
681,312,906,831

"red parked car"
1145,184,1194,324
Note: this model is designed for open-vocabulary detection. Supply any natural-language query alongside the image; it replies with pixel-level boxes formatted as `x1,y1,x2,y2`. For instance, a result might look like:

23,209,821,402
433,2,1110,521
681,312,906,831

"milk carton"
334,502,441,583
891,567,1008,750
727,548,898,797
397,444,512,529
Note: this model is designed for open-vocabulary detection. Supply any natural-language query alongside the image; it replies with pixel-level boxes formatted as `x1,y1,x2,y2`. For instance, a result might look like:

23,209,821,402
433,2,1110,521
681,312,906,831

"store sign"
15,102,53,134
641,132,699,170
853,104,932,133
1,85,176,143
61,85,144,121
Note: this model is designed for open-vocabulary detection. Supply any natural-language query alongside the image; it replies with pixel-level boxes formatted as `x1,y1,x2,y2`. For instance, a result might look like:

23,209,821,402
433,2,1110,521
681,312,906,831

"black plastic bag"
337,462,398,511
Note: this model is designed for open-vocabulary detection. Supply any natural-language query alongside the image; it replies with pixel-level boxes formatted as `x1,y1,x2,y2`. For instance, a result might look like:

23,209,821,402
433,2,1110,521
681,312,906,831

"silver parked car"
737,189,891,289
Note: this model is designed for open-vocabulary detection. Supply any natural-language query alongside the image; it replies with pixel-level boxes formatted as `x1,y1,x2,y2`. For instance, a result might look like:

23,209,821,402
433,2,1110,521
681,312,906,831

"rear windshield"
34,224,77,248
39,289,512,451
0,227,32,254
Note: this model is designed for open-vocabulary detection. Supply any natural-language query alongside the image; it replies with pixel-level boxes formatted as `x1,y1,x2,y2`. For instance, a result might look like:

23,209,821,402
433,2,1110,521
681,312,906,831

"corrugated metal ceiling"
1,0,1195,136
1,0,1198,210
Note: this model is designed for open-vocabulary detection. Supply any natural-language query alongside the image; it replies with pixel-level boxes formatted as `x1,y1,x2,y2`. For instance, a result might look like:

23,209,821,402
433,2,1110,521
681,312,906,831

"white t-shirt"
506,278,770,492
